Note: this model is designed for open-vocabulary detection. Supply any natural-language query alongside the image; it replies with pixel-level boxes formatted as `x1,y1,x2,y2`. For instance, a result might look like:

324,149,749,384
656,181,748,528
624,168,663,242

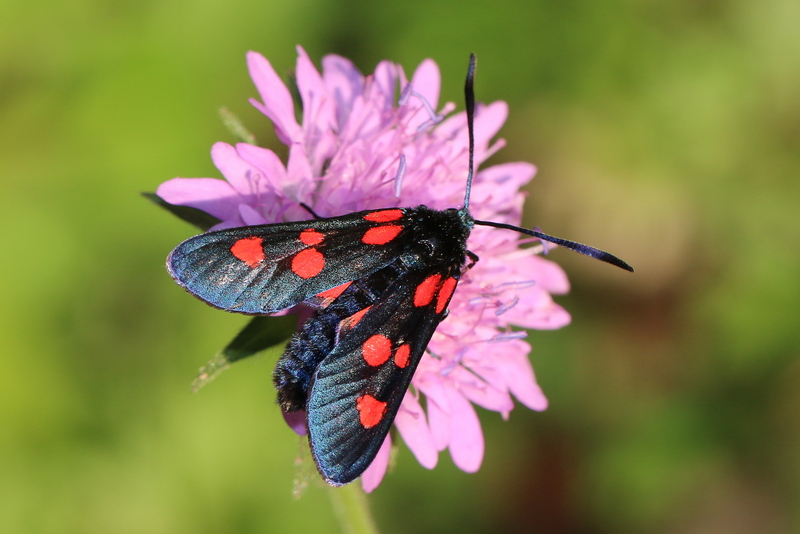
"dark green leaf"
192,315,296,391
223,314,296,364
142,192,221,231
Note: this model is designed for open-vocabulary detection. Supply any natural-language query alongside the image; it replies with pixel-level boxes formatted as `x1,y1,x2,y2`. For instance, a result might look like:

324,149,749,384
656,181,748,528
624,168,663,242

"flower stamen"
394,154,407,197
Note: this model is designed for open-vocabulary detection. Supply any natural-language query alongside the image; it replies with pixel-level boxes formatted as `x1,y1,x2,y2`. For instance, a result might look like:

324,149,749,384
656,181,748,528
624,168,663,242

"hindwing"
273,262,404,412
305,266,461,486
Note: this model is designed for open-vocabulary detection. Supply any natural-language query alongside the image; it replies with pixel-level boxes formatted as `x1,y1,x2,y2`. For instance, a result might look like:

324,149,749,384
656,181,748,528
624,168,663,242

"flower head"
158,47,571,492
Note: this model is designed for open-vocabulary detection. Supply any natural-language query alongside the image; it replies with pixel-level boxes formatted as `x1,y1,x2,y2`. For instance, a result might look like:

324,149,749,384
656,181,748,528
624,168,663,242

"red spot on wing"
299,228,324,245
230,236,264,268
291,248,325,279
364,209,403,222
362,225,402,245
316,281,352,300
436,277,458,313
362,334,392,366
356,394,387,429
340,306,371,332
414,274,442,307
394,344,411,368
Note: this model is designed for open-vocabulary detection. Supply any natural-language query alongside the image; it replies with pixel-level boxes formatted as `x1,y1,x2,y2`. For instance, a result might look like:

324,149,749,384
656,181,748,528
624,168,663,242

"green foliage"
144,192,222,231
1,0,798,532
192,316,295,391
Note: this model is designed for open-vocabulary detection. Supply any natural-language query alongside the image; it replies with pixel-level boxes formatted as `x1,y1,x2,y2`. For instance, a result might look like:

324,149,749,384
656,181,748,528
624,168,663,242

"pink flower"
158,47,571,492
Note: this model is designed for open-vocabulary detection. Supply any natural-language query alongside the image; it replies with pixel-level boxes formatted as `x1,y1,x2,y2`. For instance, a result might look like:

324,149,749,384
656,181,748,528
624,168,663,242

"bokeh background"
2,1,798,532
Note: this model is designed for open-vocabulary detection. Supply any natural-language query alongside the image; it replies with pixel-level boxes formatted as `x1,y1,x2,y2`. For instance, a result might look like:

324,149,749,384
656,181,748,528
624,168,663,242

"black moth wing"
306,265,461,486
167,209,413,315
274,261,408,413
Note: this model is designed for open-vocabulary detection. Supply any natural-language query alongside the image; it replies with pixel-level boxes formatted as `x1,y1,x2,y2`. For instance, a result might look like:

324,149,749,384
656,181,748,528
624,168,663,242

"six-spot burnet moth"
166,54,633,487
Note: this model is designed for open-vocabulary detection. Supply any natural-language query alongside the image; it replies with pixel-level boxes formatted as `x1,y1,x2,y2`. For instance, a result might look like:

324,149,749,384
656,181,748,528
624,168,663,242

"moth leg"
466,250,479,269
299,202,322,219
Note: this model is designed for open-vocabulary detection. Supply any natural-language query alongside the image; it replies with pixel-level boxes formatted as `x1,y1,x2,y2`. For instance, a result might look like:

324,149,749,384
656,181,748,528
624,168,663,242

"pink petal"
361,434,391,493
156,177,240,221
502,348,549,411
246,51,303,145
373,60,399,107
446,386,484,473
234,143,287,191
404,59,441,133
450,366,514,413
238,204,268,226
281,409,308,436
296,46,337,173
530,255,570,294
474,162,536,199
210,142,261,197
473,101,508,148
410,59,440,112
285,143,314,202
395,392,438,469
321,54,363,131
507,299,572,330
433,101,507,160
426,397,450,452
416,370,451,451
458,384,514,413
295,46,327,127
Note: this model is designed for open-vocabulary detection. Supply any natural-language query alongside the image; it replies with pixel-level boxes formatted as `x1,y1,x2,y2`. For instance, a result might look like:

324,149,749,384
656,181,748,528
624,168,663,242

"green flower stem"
328,483,380,534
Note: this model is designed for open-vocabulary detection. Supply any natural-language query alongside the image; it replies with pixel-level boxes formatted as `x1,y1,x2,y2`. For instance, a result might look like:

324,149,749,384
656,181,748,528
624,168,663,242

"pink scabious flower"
158,47,571,492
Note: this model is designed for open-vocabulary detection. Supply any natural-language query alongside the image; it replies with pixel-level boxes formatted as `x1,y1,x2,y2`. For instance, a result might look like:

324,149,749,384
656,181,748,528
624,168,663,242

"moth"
167,54,632,486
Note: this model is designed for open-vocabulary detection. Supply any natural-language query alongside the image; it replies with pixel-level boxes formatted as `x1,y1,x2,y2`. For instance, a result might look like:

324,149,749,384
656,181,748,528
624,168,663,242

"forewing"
306,268,461,485
167,209,412,314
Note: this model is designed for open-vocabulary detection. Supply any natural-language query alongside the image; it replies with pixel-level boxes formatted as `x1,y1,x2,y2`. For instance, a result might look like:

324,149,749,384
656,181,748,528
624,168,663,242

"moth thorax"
406,207,471,268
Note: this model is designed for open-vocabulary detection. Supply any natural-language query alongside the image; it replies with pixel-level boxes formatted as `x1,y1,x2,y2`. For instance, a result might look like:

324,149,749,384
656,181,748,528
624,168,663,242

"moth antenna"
474,219,634,272
462,53,477,212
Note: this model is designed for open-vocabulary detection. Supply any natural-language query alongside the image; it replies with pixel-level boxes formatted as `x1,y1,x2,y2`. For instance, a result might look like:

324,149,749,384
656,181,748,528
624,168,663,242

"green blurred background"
2,0,798,532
